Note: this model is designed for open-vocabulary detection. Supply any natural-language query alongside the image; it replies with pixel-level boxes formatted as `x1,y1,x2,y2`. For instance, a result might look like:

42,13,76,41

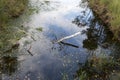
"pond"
1,0,120,80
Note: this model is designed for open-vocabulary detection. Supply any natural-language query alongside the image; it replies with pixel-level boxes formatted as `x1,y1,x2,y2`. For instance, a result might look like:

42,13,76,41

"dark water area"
0,0,120,80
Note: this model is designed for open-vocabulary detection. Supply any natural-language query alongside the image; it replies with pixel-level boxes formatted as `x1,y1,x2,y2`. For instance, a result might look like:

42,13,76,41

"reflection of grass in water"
75,54,120,80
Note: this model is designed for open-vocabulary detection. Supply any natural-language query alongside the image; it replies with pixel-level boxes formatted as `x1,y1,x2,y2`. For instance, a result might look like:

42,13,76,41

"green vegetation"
0,0,28,27
89,0,120,39
0,0,28,53
75,54,120,80
0,26,26,53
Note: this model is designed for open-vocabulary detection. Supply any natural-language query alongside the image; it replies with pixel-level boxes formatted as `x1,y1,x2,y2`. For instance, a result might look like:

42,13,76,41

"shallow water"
1,0,120,80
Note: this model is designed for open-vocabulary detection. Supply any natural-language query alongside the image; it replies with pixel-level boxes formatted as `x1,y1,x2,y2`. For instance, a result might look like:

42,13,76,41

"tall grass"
0,0,28,27
90,0,120,38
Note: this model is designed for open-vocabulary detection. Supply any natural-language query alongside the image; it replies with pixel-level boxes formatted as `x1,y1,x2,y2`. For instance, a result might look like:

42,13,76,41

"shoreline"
89,0,120,40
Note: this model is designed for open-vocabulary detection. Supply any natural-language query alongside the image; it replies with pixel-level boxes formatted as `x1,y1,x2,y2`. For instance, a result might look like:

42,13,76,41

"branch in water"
56,31,81,43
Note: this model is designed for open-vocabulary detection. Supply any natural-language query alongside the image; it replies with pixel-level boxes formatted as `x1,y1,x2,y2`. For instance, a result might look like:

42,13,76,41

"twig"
31,36,36,41
26,45,33,56
56,31,81,43
27,49,33,56
60,41,79,48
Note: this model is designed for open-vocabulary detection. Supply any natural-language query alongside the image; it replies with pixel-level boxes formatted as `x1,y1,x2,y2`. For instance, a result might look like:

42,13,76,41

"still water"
1,0,120,80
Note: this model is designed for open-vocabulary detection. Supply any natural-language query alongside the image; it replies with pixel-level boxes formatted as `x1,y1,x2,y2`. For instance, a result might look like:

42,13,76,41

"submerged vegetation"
89,0,120,39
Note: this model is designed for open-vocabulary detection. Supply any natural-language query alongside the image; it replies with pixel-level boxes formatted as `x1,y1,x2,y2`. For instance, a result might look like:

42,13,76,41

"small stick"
31,36,36,41
26,45,33,56
60,41,79,48
27,50,33,56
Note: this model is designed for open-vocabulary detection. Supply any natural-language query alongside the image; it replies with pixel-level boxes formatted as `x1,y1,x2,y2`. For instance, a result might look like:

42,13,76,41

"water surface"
0,0,120,80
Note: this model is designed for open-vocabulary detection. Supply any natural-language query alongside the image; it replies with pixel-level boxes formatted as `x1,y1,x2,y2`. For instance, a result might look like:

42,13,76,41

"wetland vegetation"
89,0,120,39
0,0,120,80
0,0,28,27
0,0,28,53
